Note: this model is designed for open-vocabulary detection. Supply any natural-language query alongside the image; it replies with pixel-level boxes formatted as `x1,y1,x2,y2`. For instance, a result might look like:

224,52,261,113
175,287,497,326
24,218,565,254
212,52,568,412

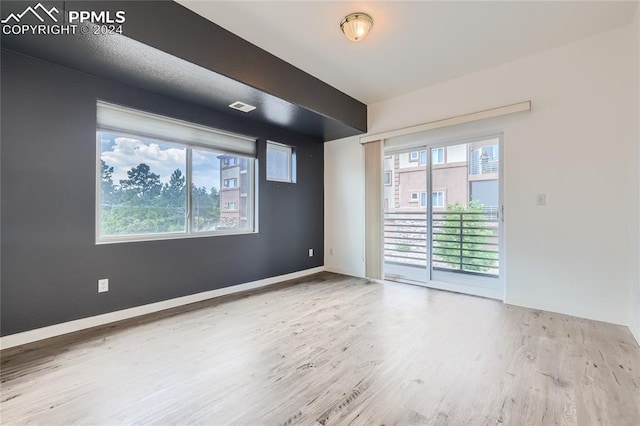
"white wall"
631,7,640,343
324,135,365,277
326,22,638,328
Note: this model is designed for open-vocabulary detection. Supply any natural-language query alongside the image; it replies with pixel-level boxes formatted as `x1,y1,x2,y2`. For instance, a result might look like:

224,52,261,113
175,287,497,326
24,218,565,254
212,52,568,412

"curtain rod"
360,101,531,144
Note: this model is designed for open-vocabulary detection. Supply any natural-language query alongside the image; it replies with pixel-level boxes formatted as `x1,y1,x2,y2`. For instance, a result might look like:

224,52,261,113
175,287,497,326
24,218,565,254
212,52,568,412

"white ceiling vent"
228,101,256,113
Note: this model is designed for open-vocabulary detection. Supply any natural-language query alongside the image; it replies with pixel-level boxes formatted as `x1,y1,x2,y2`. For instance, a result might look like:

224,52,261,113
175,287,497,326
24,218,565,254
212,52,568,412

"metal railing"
384,210,499,277
469,157,499,175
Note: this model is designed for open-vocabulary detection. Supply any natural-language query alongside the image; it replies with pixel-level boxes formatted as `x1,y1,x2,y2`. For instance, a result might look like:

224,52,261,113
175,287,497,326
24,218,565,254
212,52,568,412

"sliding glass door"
383,148,429,283
383,135,503,299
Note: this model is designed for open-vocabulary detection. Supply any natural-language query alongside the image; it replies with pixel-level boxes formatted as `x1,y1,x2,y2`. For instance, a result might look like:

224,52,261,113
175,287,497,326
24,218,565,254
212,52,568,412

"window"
410,151,419,161
224,178,237,188
432,147,445,165
223,157,237,167
432,191,445,208
267,141,296,183
417,191,444,208
471,144,499,175
384,171,392,185
96,101,257,242
420,192,427,207
419,150,427,166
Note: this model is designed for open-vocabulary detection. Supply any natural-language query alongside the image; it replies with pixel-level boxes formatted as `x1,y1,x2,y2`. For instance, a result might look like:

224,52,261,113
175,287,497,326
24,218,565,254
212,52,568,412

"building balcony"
469,157,499,176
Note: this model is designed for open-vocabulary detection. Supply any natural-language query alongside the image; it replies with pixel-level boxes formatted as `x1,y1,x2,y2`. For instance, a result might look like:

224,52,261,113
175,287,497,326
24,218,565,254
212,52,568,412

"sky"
100,133,221,191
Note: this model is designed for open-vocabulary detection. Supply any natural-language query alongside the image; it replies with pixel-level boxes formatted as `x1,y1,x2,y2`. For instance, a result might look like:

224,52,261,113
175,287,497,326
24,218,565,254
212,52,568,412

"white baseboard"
0,266,325,350
418,279,504,301
324,266,365,278
505,296,628,327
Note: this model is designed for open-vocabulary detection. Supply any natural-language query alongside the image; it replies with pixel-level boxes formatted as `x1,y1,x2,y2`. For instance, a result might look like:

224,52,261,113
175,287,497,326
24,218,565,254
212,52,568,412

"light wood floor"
1,272,639,425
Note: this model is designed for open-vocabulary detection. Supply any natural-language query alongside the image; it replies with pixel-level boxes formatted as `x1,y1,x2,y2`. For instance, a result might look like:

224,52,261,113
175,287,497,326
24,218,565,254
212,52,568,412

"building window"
432,191,445,208
223,157,237,167
410,151,419,161
470,144,499,175
224,178,238,188
417,191,445,208
267,141,296,183
97,101,257,243
432,147,445,165
419,150,427,166
384,171,392,185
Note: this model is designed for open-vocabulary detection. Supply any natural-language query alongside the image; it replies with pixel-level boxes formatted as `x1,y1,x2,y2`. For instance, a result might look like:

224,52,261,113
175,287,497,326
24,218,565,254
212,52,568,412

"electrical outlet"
98,278,109,293
308,248,314,257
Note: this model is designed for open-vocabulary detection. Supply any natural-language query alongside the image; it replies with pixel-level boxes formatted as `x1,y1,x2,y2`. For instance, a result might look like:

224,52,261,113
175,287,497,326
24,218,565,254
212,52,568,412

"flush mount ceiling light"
340,12,373,42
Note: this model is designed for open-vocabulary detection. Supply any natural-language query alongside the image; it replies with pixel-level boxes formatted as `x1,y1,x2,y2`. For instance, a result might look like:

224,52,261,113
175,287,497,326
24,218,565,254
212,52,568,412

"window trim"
266,141,296,183
420,191,427,207
432,147,445,165
432,190,445,208
224,201,238,211
223,177,238,188
383,171,392,186
223,157,237,167
419,149,427,167
411,192,419,202
410,151,419,161
96,130,258,245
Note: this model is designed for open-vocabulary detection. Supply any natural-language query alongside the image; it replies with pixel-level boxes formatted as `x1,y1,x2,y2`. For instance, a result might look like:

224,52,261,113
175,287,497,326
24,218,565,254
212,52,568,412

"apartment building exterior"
384,139,500,213
218,155,250,229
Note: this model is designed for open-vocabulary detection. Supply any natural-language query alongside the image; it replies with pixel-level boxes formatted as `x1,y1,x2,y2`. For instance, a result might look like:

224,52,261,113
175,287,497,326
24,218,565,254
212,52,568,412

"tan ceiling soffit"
360,101,532,144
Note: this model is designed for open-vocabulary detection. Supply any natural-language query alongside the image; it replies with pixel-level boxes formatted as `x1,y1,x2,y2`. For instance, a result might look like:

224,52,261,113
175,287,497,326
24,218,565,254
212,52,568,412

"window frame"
410,151,419,161
420,191,427,207
432,147,445,165
410,192,419,202
223,157,237,167
223,177,238,188
266,141,296,183
419,150,427,166
96,130,258,245
383,171,392,186
432,190,445,208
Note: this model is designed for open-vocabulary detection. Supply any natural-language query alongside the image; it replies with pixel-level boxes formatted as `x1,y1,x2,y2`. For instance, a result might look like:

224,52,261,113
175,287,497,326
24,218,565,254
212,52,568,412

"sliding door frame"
383,131,505,300
428,133,504,300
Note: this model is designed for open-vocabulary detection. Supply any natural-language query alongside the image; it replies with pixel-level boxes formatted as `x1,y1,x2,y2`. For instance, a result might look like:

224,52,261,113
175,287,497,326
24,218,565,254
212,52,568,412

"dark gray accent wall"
0,1,367,141
0,50,324,336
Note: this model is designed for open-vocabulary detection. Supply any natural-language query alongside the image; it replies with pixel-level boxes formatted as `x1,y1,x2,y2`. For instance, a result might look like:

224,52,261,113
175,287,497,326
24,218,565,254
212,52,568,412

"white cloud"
101,137,185,185
101,137,221,190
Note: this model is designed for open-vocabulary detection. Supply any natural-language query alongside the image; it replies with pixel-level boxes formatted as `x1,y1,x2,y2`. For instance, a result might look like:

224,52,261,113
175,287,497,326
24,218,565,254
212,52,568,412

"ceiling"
177,0,638,104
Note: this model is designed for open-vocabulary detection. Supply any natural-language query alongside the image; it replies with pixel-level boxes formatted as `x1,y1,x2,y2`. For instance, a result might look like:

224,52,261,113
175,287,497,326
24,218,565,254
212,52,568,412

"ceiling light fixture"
340,12,373,42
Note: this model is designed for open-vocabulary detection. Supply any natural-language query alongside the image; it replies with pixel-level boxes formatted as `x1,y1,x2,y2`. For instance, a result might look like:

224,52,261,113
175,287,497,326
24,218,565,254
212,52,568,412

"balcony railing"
384,210,500,277
469,157,499,175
